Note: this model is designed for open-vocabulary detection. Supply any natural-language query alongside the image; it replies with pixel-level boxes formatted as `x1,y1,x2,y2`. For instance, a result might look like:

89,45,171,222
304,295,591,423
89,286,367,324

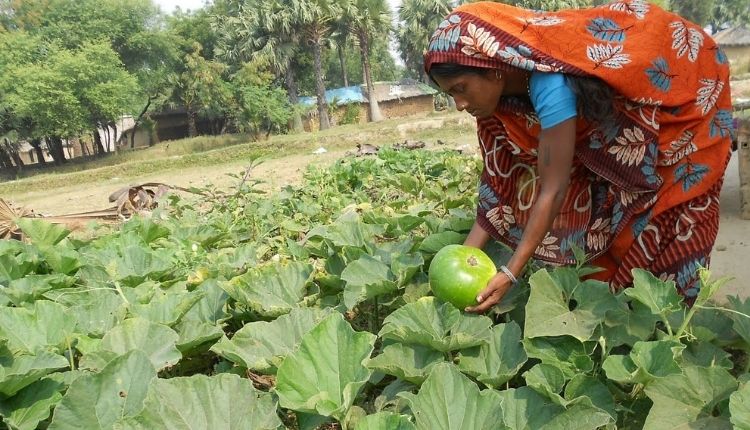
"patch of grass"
0,113,474,196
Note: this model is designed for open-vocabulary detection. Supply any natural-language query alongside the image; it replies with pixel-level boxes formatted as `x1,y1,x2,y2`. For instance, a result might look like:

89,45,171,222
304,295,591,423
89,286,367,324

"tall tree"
343,0,392,122
396,0,453,82
330,14,352,88
215,0,305,132
167,44,230,138
290,0,341,130
670,0,716,27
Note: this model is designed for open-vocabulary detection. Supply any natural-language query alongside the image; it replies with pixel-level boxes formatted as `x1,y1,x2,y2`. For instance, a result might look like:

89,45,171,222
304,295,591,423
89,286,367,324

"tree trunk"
132,97,153,149
311,33,331,131
359,32,383,122
187,107,198,137
103,124,111,153
4,138,24,168
93,131,105,155
47,136,67,165
0,144,13,169
30,139,47,165
284,66,304,132
111,123,118,152
338,44,349,87
80,140,89,157
65,139,73,159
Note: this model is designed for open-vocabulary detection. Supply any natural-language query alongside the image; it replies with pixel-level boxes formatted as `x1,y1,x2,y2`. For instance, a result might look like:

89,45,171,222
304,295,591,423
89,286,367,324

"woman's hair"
428,62,615,126
428,63,490,86
565,75,616,128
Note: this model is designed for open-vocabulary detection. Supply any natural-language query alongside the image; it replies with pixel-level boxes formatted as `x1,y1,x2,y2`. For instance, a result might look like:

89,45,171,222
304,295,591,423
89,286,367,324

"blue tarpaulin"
298,85,368,106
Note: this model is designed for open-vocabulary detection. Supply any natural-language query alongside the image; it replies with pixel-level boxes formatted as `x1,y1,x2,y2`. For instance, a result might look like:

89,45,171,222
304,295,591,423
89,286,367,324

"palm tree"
396,0,454,82
330,16,351,88
290,0,340,131
343,0,392,122
214,0,305,132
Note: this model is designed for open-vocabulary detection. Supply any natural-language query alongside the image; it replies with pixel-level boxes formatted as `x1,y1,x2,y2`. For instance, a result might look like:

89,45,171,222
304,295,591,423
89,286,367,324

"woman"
424,1,734,312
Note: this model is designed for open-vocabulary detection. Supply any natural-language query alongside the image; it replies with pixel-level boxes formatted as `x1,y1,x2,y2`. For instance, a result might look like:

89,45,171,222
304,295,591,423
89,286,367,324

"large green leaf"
524,269,617,341
4,274,76,306
727,296,750,345
624,269,682,319
275,313,376,421
643,366,737,430
341,254,397,310
174,320,223,353
44,288,127,337
221,261,313,318
105,245,174,286
601,293,658,347
498,386,613,430
181,279,229,324
457,321,527,388
399,362,504,430
305,211,384,248
602,340,684,385
40,244,82,275
367,343,444,384
418,231,465,254
92,318,181,371
378,297,493,352
129,288,204,327
522,336,594,380
16,218,70,246
563,375,617,420
523,363,566,400
355,412,416,430
47,350,157,430
115,374,283,430
390,252,424,287
681,341,733,369
0,300,76,354
211,307,330,373
730,378,750,430
0,377,64,430
0,352,69,396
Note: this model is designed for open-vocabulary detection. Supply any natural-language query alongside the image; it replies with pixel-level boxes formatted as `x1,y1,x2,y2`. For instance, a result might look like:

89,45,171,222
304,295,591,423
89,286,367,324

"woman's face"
432,69,504,119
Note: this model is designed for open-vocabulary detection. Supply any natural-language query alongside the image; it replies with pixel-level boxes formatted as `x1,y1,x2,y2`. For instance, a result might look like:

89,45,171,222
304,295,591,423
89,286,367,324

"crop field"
1,147,750,429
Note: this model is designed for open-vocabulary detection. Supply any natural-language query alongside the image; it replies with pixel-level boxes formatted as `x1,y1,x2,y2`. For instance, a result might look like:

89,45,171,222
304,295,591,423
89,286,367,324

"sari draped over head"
424,1,733,298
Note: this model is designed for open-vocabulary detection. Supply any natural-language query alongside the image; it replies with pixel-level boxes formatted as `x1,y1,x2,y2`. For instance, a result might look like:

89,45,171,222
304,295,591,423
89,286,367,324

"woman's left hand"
465,271,514,313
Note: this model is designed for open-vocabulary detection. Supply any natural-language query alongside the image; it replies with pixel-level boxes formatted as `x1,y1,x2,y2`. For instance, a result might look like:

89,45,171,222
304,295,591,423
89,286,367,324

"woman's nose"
455,99,468,111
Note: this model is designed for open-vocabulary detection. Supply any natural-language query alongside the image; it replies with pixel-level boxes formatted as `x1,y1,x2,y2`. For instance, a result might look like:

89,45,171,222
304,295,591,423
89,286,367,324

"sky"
153,0,402,15
153,0,207,14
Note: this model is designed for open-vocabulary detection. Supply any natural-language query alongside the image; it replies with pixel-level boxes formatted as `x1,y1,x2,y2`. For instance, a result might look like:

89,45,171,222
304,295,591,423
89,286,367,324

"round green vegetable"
428,244,497,310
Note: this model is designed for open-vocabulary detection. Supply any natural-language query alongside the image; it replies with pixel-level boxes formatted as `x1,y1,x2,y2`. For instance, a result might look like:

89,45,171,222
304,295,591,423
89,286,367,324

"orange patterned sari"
424,1,734,299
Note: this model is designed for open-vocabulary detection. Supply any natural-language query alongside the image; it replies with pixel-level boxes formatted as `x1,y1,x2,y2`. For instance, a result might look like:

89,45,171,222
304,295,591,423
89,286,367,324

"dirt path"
11,148,353,215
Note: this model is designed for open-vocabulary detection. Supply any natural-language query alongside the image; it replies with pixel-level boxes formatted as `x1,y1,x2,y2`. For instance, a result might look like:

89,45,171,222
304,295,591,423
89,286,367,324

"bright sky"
153,0,209,14
153,0,402,15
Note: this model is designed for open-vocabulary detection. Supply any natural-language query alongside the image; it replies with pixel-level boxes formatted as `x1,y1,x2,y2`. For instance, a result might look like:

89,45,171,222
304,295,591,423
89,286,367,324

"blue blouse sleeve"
529,72,577,130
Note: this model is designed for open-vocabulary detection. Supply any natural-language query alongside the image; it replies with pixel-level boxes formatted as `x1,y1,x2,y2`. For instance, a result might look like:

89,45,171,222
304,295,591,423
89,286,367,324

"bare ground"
4,112,748,300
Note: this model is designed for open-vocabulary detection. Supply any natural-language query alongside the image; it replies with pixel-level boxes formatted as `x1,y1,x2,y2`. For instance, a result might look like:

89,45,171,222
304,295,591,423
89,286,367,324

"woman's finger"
465,288,503,313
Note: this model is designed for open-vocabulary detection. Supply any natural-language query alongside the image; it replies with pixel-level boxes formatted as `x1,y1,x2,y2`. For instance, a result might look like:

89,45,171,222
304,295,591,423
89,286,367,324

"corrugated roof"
299,85,368,106
713,26,750,46
299,81,437,106
373,82,438,102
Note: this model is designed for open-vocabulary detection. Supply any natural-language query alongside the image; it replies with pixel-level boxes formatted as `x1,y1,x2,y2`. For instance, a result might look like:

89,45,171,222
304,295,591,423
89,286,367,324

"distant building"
712,26,750,74
15,118,131,165
299,81,438,132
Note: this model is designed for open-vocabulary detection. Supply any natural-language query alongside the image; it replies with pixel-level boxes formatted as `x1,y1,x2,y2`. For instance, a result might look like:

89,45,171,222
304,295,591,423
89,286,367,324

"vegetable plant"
0,148,748,430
